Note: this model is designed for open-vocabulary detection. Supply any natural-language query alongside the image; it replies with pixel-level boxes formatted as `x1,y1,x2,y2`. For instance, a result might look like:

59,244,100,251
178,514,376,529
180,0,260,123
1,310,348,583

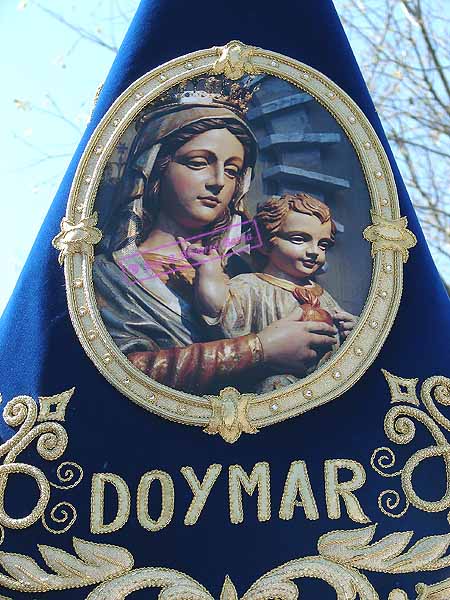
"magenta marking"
117,218,262,284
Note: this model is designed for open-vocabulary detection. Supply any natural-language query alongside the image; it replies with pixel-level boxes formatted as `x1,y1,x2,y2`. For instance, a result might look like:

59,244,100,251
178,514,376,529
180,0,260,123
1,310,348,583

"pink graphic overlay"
117,219,262,284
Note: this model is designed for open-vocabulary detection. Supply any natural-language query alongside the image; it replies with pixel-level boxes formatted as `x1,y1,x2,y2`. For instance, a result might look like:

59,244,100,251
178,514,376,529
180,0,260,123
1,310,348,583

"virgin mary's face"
158,128,245,231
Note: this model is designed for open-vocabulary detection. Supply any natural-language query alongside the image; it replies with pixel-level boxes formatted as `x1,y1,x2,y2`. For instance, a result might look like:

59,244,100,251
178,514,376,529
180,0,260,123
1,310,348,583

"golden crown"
151,76,258,115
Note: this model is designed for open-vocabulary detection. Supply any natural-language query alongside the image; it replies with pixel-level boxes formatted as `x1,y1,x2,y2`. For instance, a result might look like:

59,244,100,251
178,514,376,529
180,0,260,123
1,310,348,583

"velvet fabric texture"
0,1,449,599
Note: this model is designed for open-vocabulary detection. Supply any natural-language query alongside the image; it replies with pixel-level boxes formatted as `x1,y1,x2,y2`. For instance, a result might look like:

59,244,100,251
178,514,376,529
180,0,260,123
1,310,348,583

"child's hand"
177,237,229,318
333,310,358,340
177,237,220,268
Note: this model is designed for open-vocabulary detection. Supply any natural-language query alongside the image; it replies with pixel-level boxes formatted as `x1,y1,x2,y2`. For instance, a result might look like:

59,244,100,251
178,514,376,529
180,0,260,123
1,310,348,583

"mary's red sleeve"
127,334,264,394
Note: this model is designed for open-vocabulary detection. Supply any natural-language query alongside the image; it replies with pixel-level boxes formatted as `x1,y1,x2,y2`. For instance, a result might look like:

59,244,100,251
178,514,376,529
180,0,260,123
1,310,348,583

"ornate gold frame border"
55,41,416,441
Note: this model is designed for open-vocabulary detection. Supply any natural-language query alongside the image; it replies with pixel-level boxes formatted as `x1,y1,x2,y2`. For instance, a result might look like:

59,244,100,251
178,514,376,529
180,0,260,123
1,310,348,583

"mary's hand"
257,307,337,376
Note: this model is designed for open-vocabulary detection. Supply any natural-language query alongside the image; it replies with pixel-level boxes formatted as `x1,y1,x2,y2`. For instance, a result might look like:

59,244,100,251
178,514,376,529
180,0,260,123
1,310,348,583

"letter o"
137,470,174,532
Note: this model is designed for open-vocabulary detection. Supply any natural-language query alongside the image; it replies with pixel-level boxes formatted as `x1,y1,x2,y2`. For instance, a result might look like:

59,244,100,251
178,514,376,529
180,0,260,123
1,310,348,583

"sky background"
0,0,137,316
1,0,448,317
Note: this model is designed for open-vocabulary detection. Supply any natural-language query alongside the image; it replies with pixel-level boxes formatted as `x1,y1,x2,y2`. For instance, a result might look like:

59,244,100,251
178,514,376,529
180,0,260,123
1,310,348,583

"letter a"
279,460,319,521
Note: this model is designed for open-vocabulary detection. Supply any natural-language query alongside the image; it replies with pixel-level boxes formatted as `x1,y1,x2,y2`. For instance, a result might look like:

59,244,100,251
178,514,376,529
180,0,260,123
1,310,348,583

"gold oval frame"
56,41,416,443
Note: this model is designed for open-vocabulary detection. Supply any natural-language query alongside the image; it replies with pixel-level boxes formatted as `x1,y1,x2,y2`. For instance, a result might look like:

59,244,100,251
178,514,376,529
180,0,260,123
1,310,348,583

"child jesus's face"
266,210,334,283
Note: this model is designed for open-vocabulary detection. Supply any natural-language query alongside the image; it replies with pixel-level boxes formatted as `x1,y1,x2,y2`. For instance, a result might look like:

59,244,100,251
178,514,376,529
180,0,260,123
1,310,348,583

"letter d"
91,473,131,534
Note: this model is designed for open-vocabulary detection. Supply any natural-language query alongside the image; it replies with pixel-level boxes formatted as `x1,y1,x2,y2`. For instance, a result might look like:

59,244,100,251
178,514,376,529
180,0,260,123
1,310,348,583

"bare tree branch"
337,0,450,278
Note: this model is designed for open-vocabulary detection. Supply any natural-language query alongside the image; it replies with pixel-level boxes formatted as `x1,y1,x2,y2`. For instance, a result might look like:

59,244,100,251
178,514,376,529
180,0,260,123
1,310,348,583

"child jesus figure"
179,193,358,393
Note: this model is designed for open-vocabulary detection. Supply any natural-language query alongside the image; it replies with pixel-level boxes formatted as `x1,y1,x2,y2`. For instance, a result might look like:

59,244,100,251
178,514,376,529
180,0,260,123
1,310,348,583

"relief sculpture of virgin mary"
93,76,363,396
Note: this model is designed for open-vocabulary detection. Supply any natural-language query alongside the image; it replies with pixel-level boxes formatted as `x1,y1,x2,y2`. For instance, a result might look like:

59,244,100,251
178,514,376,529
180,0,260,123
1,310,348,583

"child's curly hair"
254,192,336,267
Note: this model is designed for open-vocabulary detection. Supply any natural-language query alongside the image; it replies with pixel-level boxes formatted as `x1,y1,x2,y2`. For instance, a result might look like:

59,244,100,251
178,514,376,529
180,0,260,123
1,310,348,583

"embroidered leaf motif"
0,553,49,588
0,538,133,592
416,575,450,599
38,545,90,578
86,567,214,600
220,576,238,600
388,534,450,573
318,524,378,555
319,525,450,574
1,526,450,598
242,556,378,600
350,532,414,566
320,527,414,566
72,537,132,568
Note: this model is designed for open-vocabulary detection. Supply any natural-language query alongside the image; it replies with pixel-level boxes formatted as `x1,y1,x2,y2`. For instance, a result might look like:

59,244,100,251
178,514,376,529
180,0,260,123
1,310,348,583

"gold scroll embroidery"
41,501,77,534
372,372,450,522
0,390,80,543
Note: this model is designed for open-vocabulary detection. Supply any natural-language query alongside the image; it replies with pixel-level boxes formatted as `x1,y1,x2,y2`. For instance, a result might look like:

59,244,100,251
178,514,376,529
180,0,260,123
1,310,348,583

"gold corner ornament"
52,213,102,266
363,212,417,263
213,40,259,80
37,387,75,422
204,387,258,443
381,369,419,406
